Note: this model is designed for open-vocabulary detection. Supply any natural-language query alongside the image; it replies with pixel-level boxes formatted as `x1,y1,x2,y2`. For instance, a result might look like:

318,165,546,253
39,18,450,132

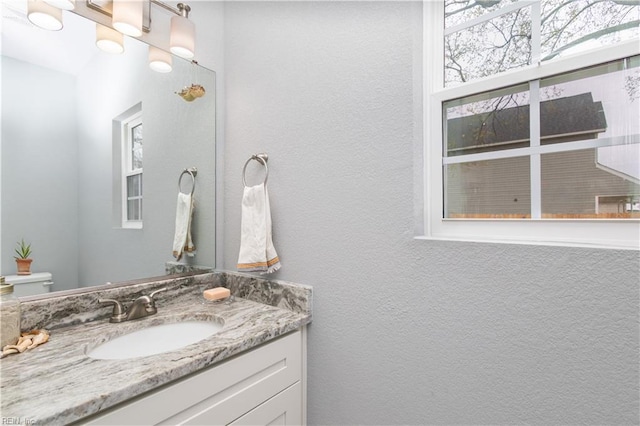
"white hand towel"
172,192,195,261
237,183,281,274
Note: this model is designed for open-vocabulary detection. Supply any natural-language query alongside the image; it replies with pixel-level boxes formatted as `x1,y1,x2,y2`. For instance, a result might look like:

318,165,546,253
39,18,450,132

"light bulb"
169,5,195,59
96,24,124,54
112,0,143,37
149,46,173,73
27,0,63,31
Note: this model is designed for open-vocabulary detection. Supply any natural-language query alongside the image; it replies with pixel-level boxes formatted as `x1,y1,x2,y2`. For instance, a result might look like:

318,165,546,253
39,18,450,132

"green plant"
14,239,32,259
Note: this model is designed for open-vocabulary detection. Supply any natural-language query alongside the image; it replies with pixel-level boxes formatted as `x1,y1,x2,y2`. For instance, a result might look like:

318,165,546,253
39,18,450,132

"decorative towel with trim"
172,192,195,261
237,182,281,273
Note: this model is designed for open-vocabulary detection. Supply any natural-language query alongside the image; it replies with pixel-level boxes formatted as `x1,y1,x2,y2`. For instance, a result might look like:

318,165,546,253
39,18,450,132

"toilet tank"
4,273,54,297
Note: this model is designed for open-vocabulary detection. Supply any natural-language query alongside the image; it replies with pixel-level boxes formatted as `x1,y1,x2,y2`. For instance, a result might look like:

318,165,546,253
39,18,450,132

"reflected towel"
237,183,281,274
172,192,195,261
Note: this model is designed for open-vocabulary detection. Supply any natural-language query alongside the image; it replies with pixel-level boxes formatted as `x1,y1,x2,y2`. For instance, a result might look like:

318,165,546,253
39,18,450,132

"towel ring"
178,167,197,195
242,153,269,187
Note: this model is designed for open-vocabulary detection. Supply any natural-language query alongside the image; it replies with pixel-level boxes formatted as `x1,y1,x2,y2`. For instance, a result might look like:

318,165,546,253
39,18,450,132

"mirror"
1,3,216,295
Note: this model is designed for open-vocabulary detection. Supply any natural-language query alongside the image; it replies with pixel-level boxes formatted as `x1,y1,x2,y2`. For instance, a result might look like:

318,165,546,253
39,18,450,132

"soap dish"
201,287,234,305
202,295,234,305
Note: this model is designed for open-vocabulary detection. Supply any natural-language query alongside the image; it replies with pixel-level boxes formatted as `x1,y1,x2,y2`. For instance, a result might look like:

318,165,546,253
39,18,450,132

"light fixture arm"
149,0,190,18
86,1,193,32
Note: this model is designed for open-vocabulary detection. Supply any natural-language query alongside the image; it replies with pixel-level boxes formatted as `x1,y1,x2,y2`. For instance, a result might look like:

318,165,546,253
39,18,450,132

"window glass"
540,57,640,219
541,148,639,218
127,174,142,197
445,6,531,86
445,157,531,218
443,1,639,87
127,199,142,221
541,57,640,142
131,123,143,170
121,108,143,228
441,56,640,222
126,174,142,221
444,84,530,156
541,0,640,61
445,0,520,29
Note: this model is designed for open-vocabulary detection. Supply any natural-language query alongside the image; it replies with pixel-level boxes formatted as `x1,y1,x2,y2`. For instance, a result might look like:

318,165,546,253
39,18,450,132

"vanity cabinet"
79,329,306,426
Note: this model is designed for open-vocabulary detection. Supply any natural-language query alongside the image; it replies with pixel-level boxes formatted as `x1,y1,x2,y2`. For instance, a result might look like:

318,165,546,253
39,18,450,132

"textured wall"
222,1,639,424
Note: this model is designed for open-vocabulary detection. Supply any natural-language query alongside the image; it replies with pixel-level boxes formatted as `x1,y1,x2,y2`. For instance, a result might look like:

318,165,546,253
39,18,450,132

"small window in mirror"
121,109,143,229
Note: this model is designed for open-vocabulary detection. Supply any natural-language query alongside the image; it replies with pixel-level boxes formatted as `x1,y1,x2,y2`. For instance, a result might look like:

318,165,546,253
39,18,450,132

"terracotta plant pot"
16,258,32,275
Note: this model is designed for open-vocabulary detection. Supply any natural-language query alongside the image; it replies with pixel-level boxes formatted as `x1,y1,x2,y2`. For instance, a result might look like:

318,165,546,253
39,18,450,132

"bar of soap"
203,287,230,301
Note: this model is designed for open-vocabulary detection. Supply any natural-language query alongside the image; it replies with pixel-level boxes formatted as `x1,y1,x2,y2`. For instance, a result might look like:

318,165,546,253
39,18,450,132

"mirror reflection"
1,4,216,296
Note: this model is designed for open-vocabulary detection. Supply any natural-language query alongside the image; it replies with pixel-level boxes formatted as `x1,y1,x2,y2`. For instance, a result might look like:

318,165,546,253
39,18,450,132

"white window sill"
121,223,143,230
416,223,640,251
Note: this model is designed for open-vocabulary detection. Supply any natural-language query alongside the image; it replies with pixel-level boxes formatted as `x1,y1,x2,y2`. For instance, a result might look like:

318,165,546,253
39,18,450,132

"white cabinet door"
165,332,302,425
230,382,302,426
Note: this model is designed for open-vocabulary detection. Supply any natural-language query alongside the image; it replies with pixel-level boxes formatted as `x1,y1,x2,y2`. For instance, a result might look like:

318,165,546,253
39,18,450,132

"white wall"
1,57,79,291
221,1,639,424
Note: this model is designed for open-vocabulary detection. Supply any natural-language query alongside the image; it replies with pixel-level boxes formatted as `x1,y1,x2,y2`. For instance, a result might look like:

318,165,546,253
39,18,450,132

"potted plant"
14,239,33,275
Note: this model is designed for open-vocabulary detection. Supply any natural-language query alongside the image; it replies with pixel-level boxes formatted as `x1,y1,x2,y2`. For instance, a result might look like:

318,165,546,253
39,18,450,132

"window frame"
422,1,640,250
121,110,143,229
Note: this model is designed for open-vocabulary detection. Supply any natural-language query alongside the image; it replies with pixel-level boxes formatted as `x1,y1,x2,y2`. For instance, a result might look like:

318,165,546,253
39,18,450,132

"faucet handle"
99,298,124,314
99,298,127,322
149,287,168,300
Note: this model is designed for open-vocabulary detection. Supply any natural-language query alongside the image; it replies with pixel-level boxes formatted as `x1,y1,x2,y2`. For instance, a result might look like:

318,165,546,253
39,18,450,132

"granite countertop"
0,272,312,425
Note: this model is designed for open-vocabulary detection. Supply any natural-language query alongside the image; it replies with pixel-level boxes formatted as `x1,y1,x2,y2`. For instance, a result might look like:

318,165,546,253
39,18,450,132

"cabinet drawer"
229,382,302,426
82,330,302,425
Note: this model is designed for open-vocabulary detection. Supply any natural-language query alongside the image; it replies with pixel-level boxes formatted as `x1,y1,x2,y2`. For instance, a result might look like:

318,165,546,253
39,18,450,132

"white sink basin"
87,320,223,360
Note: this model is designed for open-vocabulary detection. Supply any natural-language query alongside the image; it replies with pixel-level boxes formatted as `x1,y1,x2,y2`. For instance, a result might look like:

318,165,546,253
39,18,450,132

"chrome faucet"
99,288,168,323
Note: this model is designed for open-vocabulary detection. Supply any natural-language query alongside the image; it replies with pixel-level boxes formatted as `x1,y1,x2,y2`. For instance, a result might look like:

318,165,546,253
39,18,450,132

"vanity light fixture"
112,0,143,38
169,3,195,59
27,0,63,31
43,0,75,10
148,46,173,73
87,0,197,61
96,23,124,54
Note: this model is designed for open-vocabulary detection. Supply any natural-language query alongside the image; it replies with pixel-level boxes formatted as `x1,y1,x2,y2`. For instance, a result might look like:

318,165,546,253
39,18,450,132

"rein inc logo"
1,418,35,425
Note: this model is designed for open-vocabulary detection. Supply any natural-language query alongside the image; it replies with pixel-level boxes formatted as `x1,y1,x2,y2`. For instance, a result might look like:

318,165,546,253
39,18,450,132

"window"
424,0,640,249
121,110,143,228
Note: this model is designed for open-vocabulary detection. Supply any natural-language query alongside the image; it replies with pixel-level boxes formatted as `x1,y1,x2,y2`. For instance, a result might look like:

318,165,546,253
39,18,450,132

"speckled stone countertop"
0,271,312,425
